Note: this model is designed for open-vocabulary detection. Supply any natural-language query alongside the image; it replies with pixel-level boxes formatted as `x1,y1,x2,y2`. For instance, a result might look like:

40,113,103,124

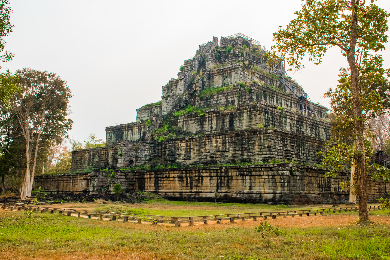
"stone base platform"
33,165,388,204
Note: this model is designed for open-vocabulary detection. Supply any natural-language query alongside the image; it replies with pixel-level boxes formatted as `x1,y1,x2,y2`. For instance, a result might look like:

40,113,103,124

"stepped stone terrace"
34,34,389,204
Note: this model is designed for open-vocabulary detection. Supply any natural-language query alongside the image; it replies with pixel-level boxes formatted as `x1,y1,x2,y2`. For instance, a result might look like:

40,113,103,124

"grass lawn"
1,200,389,259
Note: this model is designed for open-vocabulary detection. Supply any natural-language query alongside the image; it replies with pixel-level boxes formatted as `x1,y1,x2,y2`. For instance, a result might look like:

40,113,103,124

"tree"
0,0,14,68
45,134,105,175
0,129,25,194
82,133,105,149
113,183,123,201
8,68,72,199
369,111,390,151
45,141,72,175
0,0,21,194
0,71,19,194
272,0,390,222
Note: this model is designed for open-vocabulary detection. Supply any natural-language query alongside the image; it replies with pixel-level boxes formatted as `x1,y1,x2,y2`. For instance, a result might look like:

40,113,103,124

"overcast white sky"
2,0,390,142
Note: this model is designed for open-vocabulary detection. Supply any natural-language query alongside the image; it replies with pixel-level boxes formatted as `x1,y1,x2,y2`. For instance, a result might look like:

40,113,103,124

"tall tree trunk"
29,131,42,193
1,175,5,194
350,165,356,203
21,148,31,199
349,0,368,222
21,125,31,199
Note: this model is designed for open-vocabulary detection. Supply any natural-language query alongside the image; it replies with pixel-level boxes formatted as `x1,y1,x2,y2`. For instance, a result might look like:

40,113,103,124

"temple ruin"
34,34,388,204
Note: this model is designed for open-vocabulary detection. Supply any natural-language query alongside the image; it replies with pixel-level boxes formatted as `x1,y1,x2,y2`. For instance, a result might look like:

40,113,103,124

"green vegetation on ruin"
173,105,207,117
198,85,234,99
118,159,323,173
140,100,162,109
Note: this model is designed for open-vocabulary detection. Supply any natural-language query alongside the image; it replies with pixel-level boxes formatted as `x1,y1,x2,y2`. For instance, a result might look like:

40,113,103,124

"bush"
238,82,246,88
378,197,390,211
255,221,283,236
270,158,281,164
113,183,123,201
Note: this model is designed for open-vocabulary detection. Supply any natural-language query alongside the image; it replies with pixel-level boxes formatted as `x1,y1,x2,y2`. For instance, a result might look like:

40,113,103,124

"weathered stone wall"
106,121,153,147
34,165,389,204
33,171,134,194
136,104,162,122
88,102,330,173
157,129,326,166
33,173,92,193
106,102,329,146
194,82,328,119
71,141,155,172
136,165,350,204
70,147,117,172
176,104,330,139
74,107,330,172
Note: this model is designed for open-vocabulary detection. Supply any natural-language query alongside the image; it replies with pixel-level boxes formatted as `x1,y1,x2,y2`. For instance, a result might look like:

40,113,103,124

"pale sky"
2,0,390,142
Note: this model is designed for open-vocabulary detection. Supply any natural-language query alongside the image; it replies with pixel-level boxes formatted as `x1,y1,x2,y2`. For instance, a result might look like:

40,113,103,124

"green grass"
93,198,390,218
1,210,390,259
93,200,300,217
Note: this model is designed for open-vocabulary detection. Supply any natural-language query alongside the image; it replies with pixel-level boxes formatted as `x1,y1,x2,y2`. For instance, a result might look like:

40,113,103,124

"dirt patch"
0,250,160,260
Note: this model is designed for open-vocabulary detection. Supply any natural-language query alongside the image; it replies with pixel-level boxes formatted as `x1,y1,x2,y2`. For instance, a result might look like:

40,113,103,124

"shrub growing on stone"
113,183,123,201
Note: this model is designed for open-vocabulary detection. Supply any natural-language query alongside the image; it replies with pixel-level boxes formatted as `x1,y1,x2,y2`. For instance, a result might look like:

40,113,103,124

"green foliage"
226,45,233,53
0,0,13,67
378,197,390,211
270,158,281,164
218,105,236,111
173,105,209,118
0,70,19,105
141,100,162,109
238,81,246,88
145,119,151,127
272,2,390,222
319,136,376,178
112,183,123,200
7,69,73,198
179,65,184,72
272,1,389,70
82,134,105,149
31,186,46,200
257,124,264,129
255,221,283,236
152,120,181,142
46,145,72,175
198,85,233,99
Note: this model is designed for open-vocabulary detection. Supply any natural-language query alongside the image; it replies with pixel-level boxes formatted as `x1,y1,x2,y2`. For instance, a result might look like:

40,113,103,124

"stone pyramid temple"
73,34,330,171
35,34,388,204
